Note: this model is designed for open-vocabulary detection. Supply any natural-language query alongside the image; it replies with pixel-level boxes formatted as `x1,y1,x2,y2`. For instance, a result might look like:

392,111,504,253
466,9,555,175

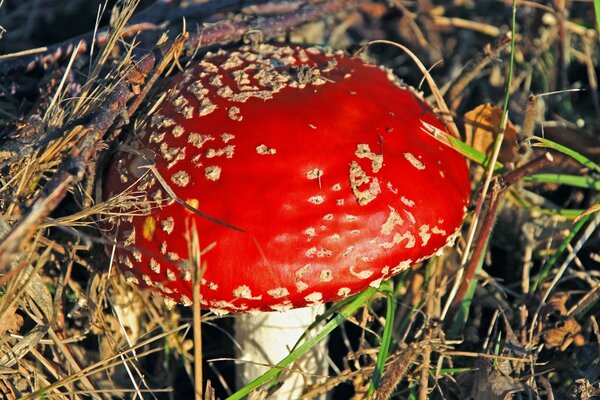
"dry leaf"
543,293,569,316
539,294,582,350
543,318,582,350
464,103,519,165
575,203,600,223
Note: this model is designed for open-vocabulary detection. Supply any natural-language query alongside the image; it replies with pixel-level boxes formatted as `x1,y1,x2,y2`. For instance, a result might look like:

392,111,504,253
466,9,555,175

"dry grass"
0,0,598,399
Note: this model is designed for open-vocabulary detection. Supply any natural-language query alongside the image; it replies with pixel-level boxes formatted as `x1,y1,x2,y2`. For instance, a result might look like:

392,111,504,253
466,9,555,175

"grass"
0,0,599,399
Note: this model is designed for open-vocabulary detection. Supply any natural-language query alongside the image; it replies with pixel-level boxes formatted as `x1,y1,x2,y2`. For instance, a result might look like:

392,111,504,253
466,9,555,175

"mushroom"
103,43,470,397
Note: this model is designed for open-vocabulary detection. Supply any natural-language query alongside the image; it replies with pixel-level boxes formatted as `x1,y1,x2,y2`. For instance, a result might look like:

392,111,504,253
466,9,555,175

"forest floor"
0,0,599,399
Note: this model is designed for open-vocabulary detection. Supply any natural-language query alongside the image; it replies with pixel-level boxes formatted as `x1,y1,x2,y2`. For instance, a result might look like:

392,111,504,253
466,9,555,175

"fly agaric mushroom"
103,43,470,396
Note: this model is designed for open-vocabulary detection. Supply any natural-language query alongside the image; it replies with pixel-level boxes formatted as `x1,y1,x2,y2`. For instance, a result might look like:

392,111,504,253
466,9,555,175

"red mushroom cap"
103,43,470,313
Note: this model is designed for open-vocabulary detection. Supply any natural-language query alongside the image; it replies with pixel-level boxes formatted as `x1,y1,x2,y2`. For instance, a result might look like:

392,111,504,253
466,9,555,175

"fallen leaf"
539,294,582,350
543,318,582,350
464,103,519,165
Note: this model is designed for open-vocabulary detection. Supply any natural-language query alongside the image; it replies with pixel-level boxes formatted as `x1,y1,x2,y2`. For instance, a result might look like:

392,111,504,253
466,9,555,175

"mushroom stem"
235,306,327,399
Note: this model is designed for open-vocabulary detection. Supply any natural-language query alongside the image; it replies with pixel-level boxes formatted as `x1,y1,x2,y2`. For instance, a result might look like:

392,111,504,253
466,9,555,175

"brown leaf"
464,103,519,165
542,293,569,317
539,294,582,350
543,317,582,350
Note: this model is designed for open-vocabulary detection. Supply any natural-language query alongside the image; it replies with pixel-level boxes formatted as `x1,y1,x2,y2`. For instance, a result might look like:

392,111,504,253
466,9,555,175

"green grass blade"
529,137,600,173
499,1,517,136
445,135,504,171
532,203,598,292
524,173,600,190
367,281,396,397
594,0,600,44
508,189,585,218
227,287,377,400
267,296,354,387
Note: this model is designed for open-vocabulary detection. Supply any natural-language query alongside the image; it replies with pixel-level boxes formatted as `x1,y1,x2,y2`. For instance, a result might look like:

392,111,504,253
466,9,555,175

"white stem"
235,306,328,399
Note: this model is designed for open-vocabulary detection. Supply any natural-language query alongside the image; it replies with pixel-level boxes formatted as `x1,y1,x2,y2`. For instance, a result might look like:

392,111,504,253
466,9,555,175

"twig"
0,0,366,273
417,342,432,400
447,33,512,111
0,0,277,76
3,0,366,166
125,32,189,120
389,1,429,49
182,0,366,52
432,16,501,37
582,35,600,119
441,3,517,321
449,153,554,313
450,181,502,313
418,262,439,400
554,0,568,91
418,0,443,61
499,152,553,188
537,376,555,400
